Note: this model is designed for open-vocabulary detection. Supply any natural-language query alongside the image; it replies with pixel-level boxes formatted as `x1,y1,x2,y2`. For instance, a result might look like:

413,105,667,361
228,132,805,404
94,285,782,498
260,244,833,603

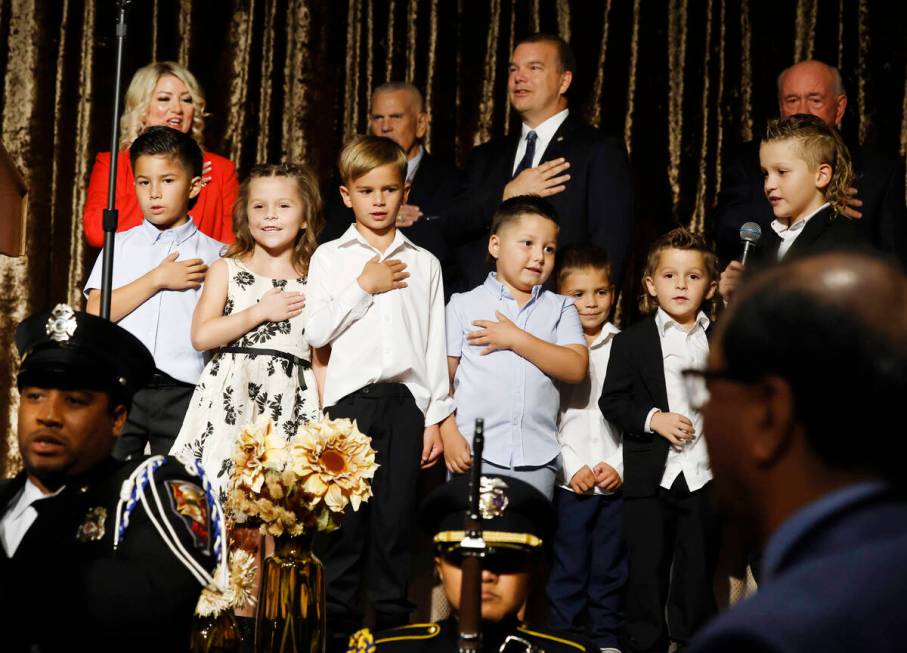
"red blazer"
83,149,238,247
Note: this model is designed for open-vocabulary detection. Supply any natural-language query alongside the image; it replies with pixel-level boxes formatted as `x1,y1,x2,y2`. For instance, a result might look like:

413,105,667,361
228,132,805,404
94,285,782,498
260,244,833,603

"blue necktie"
512,131,538,179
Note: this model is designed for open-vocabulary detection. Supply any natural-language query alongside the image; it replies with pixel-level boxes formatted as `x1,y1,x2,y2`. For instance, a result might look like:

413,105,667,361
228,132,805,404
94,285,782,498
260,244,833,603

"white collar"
7,478,64,521
521,108,569,143
655,307,710,336
771,202,830,236
589,322,621,349
337,223,416,258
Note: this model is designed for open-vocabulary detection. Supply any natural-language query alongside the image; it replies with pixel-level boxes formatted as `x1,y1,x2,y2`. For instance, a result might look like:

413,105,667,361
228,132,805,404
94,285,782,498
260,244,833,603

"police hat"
420,474,555,553
15,304,155,406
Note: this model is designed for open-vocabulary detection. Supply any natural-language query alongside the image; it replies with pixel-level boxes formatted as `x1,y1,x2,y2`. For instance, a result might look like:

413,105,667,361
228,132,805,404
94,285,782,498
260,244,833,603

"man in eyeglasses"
687,251,907,653
346,474,597,653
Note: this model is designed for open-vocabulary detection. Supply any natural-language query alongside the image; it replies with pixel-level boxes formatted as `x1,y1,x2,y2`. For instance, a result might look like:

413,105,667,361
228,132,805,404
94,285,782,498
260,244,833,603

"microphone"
739,222,762,265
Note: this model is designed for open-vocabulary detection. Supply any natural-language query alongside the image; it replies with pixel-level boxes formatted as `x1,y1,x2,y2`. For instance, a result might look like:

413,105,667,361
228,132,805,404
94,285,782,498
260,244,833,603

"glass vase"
190,610,241,652
255,534,326,653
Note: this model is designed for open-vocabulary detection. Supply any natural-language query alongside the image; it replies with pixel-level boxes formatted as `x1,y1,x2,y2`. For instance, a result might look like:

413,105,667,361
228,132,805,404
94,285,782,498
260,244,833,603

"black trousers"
323,383,424,638
622,475,719,653
113,381,193,460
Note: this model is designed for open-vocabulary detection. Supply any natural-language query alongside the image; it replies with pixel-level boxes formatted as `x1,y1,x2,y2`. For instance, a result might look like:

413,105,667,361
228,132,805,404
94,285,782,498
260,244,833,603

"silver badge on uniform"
46,304,77,343
479,476,510,519
76,506,107,542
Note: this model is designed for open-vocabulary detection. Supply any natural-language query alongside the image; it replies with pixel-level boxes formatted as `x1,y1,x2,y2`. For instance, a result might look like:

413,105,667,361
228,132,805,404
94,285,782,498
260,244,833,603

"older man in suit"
323,82,459,292
688,252,907,653
713,60,906,268
444,33,633,295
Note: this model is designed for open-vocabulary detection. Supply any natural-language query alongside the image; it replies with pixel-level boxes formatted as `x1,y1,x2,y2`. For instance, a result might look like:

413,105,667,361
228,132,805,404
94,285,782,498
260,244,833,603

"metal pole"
99,0,134,320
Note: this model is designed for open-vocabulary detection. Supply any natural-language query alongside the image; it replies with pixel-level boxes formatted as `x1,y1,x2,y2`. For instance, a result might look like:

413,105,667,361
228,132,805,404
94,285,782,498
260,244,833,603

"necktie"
512,131,537,179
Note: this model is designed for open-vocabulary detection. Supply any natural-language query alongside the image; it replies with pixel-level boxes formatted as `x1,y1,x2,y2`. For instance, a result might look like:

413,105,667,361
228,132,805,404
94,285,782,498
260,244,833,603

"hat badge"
478,476,510,519
46,304,77,343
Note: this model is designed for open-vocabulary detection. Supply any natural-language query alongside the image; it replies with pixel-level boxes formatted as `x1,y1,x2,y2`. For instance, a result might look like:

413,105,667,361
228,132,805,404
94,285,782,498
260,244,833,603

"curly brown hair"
640,227,720,316
763,114,854,216
225,163,324,276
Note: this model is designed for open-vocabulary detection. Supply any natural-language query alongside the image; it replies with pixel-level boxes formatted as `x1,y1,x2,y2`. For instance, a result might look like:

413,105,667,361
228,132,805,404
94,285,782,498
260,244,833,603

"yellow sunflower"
288,417,378,513
231,416,288,493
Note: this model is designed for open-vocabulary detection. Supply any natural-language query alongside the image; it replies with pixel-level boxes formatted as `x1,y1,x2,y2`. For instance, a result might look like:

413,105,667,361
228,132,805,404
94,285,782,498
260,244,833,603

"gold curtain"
1,0,905,476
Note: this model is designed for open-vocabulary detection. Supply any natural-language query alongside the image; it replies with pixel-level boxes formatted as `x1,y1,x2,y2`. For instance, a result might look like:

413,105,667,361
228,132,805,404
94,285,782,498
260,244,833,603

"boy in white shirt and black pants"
547,245,628,653
304,136,452,650
600,229,721,653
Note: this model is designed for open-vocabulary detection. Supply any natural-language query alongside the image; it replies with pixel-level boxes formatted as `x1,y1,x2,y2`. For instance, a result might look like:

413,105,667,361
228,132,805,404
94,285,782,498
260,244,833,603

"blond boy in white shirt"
304,136,453,646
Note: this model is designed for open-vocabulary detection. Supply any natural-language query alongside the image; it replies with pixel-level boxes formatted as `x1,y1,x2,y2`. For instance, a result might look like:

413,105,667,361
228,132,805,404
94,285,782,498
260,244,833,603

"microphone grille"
740,221,762,244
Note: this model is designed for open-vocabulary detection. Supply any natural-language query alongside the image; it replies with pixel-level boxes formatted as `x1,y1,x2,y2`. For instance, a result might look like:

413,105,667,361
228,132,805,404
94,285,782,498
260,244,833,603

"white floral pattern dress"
172,257,320,503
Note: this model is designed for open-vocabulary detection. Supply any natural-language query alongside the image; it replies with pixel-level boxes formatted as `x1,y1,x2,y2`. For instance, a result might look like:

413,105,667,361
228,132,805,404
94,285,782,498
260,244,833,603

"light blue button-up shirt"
84,218,224,384
447,272,585,467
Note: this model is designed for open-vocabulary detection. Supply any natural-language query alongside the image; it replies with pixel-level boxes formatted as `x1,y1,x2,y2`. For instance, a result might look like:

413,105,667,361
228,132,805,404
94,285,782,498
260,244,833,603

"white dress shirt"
643,308,713,492
0,479,63,556
406,145,425,184
84,218,224,383
511,108,570,175
304,224,453,426
771,202,830,260
557,323,623,495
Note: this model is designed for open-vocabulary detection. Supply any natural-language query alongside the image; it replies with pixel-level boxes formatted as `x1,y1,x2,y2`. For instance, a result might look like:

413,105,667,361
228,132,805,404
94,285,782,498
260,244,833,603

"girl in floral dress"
172,163,326,503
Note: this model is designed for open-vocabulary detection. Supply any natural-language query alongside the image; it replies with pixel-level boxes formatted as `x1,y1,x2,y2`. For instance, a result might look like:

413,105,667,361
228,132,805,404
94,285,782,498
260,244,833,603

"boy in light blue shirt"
440,195,587,499
85,126,223,458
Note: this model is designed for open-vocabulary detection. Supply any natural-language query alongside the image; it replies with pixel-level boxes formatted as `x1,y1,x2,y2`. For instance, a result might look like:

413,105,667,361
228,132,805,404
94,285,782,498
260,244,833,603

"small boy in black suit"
600,228,720,653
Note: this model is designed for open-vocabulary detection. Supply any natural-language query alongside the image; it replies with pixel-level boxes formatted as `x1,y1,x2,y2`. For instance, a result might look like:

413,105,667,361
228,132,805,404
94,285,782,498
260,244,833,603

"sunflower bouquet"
226,415,379,537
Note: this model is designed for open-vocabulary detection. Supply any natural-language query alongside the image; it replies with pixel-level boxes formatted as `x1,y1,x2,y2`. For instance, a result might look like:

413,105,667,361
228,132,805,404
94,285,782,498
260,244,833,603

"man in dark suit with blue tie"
687,251,907,653
444,33,633,295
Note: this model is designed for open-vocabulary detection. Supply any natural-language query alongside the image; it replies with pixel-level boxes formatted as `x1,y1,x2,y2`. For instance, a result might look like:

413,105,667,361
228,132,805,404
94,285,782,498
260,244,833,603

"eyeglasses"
681,367,761,410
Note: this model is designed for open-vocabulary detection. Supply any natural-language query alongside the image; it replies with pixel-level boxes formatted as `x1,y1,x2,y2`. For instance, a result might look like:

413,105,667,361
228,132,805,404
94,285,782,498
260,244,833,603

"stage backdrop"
1,0,904,476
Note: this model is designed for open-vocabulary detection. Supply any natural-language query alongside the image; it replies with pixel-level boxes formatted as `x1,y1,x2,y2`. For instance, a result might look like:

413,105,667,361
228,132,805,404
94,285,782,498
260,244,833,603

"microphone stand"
99,0,134,320
458,419,485,653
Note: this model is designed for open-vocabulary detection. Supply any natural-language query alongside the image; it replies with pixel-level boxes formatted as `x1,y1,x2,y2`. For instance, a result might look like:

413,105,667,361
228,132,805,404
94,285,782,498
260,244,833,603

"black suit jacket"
444,115,633,294
747,204,871,265
321,150,459,276
713,139,906,267
0,457,215,652
599,316,672,499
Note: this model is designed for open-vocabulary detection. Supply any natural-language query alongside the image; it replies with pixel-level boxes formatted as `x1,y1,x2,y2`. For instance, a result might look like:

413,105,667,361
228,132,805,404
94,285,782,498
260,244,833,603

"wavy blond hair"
763,114,854,216
119,61,207,148
640,227,720,316
225,164,324,276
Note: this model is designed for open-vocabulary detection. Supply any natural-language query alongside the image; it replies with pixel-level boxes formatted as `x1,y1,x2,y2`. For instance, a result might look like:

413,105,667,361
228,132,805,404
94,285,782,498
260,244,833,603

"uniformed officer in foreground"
348,474,596,653
0,305,224,652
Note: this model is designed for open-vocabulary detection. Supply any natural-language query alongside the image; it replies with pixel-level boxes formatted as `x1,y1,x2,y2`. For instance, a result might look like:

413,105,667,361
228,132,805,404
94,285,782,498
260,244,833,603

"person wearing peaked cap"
0,304,224,652
345,474,597,653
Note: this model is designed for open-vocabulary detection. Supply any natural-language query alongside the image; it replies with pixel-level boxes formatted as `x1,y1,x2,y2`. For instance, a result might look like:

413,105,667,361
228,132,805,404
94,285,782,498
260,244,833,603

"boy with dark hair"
85,125,224,458
547,243,627,652
441,195,588,500
304,135,452,647
600,227,720,653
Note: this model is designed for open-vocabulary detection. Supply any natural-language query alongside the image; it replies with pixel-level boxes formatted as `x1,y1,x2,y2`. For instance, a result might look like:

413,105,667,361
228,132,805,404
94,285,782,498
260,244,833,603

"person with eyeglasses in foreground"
346,474,597,653
685,251,907,653
599,228,721,653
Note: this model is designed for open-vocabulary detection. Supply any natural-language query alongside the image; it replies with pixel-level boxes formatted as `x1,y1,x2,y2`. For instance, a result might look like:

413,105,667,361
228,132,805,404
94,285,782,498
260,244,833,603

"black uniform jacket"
0,456,216,652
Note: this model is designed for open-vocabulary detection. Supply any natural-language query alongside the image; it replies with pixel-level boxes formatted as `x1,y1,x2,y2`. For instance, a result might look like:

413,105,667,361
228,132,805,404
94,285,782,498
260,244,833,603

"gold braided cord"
178,0,192,66
837,0,844,69
532,0,540,32
475,0,502,146
366,0,374,98
256,0,278,162
666,0,687,216
51,0,70,287
589,0,613,129
739,0,753,141
691,0,714,234
424,0,439,151
714,0,726,200
151,0,158,62
901,60,907,205
623,0,640,156
793,0,817,63
434,531,543,548
225,0,256,165
344,0,363,141
407,0,418,83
